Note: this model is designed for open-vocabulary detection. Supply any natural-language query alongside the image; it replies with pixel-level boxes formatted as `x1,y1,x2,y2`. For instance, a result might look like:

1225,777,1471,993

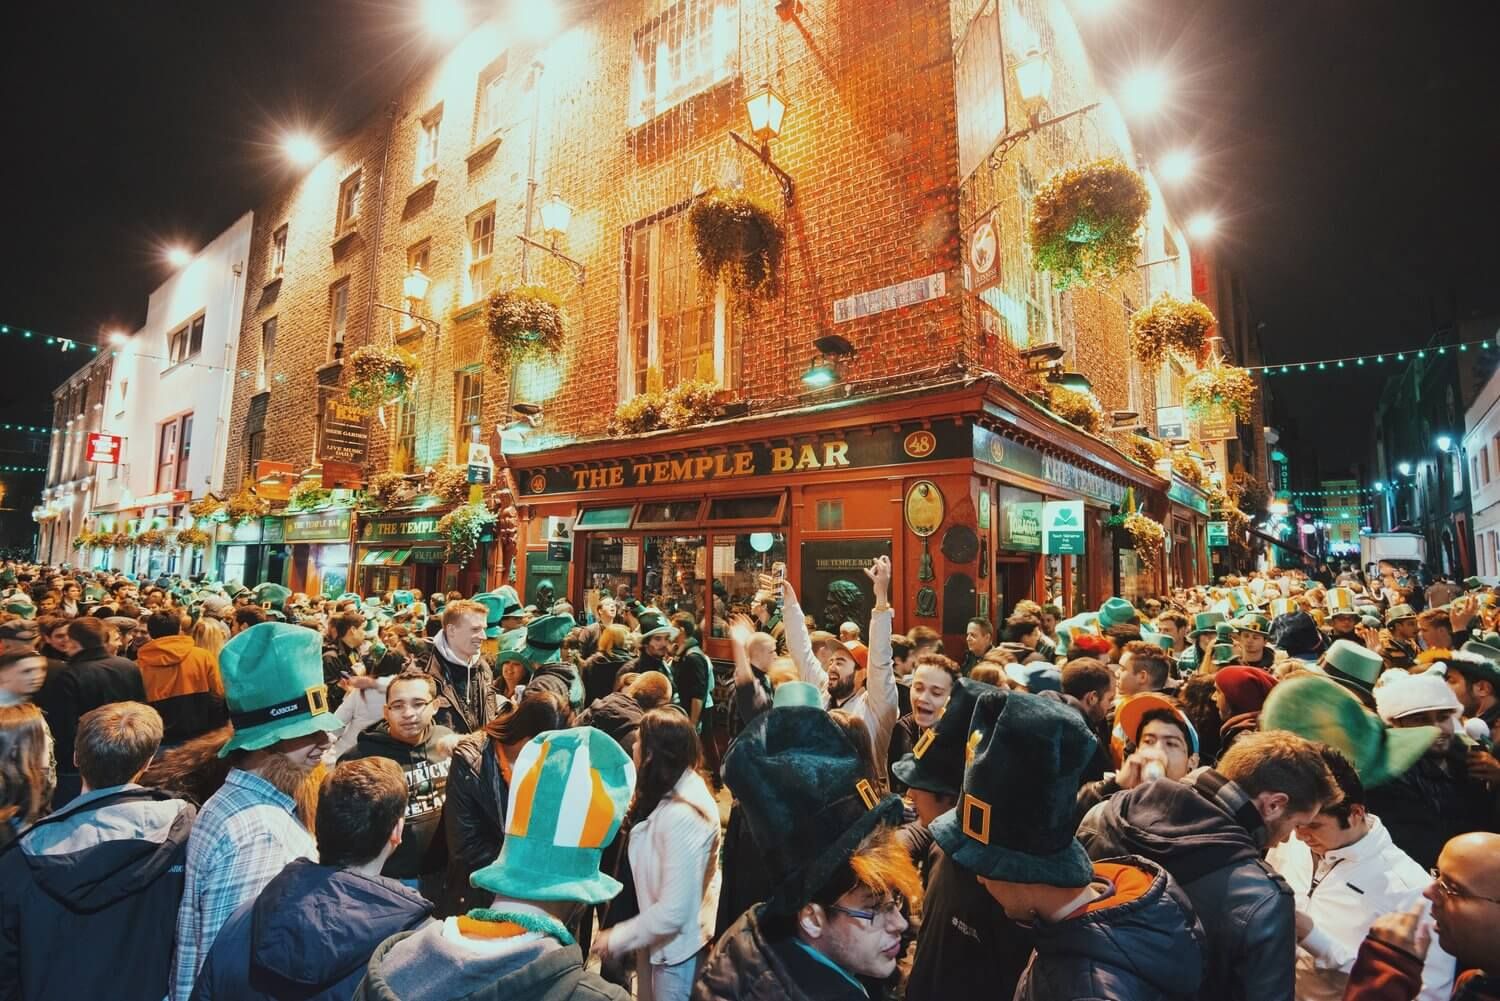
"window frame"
414,107,442,183
475,55,510,140
337,170,363,236
258,316,278,392
328,279,351,362
154,413,193,494
628,0,741,127
465,204,496,304
270,224,288,280
165,312,207,367
454,367,484,451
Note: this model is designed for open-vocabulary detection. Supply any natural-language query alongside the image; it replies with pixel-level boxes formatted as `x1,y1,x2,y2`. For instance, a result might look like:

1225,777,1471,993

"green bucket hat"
218,622,341,756
1233,613,1271,637
1321,638,1383,705
1189,611,1225,639
891,678,998,798
392,589,414,609
518,612,575,666
637,610,677,641
252,582,291,610
472,592,507,639
470,727,635,904
496,627,529,666
1464,576,1485,591
931,689,1097,888
1261,673,1435,788
772,681,823,709
724,702,904,915
1385,604,1417,626
1097,597,1138,630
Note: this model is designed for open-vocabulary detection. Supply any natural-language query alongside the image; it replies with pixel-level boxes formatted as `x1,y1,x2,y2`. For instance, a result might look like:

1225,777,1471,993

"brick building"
220,0,1220,643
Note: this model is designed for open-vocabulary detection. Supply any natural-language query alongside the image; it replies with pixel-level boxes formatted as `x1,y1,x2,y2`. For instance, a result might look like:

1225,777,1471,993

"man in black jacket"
342,672,455,902
34,615,147,804
1078,729,1341,1001
0,702,195,1001
193,756,432,1001
417,600,494,734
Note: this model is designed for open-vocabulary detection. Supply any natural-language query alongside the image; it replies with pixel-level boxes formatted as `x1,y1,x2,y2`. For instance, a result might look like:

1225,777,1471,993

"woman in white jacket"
592,705,721,1001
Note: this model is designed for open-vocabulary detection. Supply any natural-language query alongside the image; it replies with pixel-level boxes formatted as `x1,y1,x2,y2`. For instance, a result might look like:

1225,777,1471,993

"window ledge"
316,360,344,376
331,228,359,250
263,274,283,292
407,176,438,200
466,135,502,166
451,302,485,323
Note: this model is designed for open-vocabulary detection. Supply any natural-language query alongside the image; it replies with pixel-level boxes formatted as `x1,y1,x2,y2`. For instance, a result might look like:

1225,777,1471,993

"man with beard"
1078,729,1342,1001
1448,645,1500,732
170,622,340,1001
342,671,455,902
416,600,494,735
622,609,676,679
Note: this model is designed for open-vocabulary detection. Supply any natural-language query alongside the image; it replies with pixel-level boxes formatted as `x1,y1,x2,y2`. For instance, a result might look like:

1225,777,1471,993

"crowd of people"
0,556,1497,1001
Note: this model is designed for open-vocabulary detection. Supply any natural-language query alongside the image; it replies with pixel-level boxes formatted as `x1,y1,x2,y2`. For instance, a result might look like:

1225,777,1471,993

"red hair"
1071,634,1112,657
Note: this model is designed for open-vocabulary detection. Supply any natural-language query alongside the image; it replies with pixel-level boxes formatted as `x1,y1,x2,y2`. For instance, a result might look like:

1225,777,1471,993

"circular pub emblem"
987,436,1005,466
528,474,547,495
904,430,937,459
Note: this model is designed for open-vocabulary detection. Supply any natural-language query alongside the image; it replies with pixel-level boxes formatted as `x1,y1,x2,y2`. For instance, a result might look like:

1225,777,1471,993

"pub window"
635,499,706,528
269,224,288,280
413,106,442,183
258,316,277,392
643,535,706,618
577,506,636,531
1016,163,1057,348
392,394,418,474
628,0,739,126
246,429,265,475
706,493,784,524
627,209,733,397
475,55,509,139
815,499,844,531
455,368,483,449
710,531,787,637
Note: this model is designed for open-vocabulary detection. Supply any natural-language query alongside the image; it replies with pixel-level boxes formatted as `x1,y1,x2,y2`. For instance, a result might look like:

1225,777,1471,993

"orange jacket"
136,635,226,743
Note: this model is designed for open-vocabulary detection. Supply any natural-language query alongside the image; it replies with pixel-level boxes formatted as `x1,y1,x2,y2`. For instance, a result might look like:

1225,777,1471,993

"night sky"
4,0,1499,473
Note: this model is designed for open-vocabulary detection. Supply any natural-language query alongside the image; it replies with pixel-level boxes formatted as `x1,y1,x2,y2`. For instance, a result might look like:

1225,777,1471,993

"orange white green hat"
1326,588,1358,617
470,726,635,904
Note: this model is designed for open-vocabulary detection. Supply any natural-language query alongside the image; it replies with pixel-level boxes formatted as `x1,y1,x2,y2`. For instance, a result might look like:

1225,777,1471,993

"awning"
359,549,413,567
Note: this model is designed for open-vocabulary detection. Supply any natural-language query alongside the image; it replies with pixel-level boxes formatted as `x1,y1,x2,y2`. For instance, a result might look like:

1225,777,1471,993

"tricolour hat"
725,702,904,914
1189,611,1225,638
1326,588,1359,617
931,690,1097,888
1321,638,1383,706
1261,674,1434,788
637,610,677,641
1224,587,1255,615
1385,604,1417,626
517,613,575,667
1113,691,1198,756
470,727,635,904
1374,671,1463,722
891,678,998,797
1098,597,1138,629
218,622,341,756
1267,597,1296,620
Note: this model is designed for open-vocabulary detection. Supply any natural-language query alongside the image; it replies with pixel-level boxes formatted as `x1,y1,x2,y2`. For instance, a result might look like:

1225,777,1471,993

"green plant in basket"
689,191,784,303
1129,294,1215,368
487,284,565,357
1029,158,1149,290
347,345,418,410
438,504,496,567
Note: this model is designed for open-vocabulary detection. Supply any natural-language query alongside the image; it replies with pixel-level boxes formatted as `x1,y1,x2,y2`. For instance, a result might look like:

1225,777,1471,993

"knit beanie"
1214,666,1277,717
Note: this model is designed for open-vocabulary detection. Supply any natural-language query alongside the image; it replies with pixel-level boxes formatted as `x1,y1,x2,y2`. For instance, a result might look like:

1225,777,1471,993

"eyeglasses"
827,894,905,924
1429,868,1500,906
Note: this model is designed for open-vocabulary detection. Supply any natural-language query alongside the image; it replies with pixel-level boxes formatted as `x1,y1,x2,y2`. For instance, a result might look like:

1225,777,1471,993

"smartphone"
771,561,787,601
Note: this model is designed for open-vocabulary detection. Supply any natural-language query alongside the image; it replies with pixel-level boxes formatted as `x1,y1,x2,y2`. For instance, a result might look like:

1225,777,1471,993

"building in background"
1462,317,1500,581
38,215,252,575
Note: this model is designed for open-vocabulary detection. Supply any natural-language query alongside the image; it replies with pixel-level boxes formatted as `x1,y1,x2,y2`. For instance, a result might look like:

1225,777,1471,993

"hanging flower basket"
1184,363,1257,419
135,528,172,550
1122,512,1166,571
1129,294,1215,368
72,531,98,551
226,484,269,525
689,191,784,303
487,284,565,357
611,380,724,435
1109,432,1166,469
1172,452,1204,487
1044,384,1104,434
101,531,132,550
1028,157,1150,290
424,463,473,506
438,504,496,567
347,344,418,411
176,526,213,551
287,482,332,512
189,495,225,521
365,471,418,511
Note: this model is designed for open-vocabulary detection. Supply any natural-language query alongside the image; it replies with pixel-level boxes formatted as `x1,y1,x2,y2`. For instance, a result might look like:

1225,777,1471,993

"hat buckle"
856,779,879,810
912,728,937,759
961,793,992,844
306,684,329,716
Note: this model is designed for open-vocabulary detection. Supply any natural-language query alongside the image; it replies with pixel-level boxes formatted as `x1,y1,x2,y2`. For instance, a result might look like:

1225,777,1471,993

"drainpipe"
361,101,400,357
520,60,545,286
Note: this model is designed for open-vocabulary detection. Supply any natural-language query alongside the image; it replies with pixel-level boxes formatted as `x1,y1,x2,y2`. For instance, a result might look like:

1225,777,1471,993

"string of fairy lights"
1252,335,1499,375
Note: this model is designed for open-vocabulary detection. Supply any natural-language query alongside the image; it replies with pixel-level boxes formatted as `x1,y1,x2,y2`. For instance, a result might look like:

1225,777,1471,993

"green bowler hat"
471,727,635,904
252,582,292,609
1233,613,1272,636
772,680,823,709
1211,643,1236,666
518,612,575,666
1097,597,1138,629
1385,604,1417,626
1261,673,1434,788
1189,611,1225,639
218,622,341,757
1322,637,1383,703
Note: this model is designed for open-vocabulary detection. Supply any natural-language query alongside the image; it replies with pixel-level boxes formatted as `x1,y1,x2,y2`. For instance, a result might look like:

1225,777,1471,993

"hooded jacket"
190,859,433,1001
1015,857,1206,1001
696,906,871,1001
0,785,195,1001
354,916,629,1001
342,721,454,880
576,692,644,757
35,647,146,781
1077,768,1295,1001
443,734,508,916
137,634,227,743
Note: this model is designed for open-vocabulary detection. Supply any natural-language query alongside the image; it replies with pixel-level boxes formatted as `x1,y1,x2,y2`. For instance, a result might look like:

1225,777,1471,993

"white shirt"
1267,815,1455,1001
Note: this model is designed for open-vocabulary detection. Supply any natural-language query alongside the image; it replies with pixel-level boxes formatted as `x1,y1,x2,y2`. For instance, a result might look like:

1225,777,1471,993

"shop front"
213,516,277,587
355,509,493,599
1165,478,1212,591
510,377,1162,658
280,509,354,599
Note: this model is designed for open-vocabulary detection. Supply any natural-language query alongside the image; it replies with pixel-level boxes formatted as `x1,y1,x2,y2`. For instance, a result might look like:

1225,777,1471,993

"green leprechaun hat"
1261,673,1434,788
1189,611,1225,639
252,582,292,610
472,591,507,639
1097,597,1138,629
931,689,1097,888
218,622,341,757
517,612,576,666
471,726,635,904
891,678,1000,798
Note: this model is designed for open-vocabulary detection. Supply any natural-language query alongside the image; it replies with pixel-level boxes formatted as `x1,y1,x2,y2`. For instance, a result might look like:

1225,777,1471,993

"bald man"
1344,831,1500,999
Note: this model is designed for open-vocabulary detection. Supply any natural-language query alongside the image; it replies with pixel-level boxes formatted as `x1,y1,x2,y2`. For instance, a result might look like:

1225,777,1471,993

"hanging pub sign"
517,419,971,496
1192,402,1237,442
1207,521,1230,548
86,433,123,464
964,211,1001,295
317,392,371,465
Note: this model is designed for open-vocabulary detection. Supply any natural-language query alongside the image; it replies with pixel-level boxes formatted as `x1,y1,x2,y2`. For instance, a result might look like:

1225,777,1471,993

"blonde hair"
767,657,799,688
598,623,630,656
192,616,229,657
848,825,923,907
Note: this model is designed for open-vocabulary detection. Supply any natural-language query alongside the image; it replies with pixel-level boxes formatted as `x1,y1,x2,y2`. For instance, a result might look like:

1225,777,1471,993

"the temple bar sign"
518,420,971,496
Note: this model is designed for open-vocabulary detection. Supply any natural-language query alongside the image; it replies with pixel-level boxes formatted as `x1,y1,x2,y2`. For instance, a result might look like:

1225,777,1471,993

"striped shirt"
170,768,317,1001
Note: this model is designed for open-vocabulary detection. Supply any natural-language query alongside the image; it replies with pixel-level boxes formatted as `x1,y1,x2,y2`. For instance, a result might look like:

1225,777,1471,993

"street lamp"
421,0,464,39
730,85,795,204
803,334,855,389
539,193,573,241
107,330,129,347
1120,65,1171,117
165,246,192,268
1187,213,1218,240
1436,434,1455,453
1158,149,1195,184
1013,49,1054,106
402,264,431,304
282,133,320,167
1397,461,1413,477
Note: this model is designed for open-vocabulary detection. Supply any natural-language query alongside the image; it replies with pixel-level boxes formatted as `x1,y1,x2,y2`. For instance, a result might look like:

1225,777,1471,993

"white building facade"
1465,364,1500,582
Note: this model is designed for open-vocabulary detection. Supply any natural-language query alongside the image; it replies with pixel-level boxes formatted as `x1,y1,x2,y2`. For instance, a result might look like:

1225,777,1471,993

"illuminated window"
476,56,509,137
270,225,288,280
329,279,350,361
626,209,733,397
455,369,483,450
465,205,495,303
337,171,362,235
629,0,740,126
258,317,277,392
155,414,192,493
414,109,442,183
392,394,418,474
1016,163,1056,348
167,314,205,365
